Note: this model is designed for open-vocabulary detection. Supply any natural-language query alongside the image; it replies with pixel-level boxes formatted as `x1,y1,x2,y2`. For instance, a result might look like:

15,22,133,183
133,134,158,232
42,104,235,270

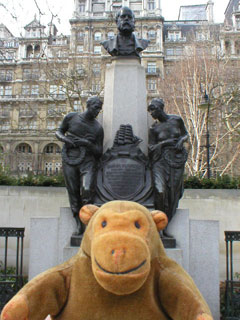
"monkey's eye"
135,221,141,229
101,220,107,228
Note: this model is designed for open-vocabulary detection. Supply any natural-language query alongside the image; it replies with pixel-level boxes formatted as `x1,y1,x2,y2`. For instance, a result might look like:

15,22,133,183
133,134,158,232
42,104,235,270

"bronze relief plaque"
102,158,145,199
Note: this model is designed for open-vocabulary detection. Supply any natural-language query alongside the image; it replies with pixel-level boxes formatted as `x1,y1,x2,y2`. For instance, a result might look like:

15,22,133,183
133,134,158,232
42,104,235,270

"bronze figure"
148,98,188,224
56,96,104,234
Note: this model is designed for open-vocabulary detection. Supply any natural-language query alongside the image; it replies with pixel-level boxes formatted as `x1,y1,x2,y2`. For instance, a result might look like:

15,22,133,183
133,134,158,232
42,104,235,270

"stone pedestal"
102,57,148,154
29,207,219,319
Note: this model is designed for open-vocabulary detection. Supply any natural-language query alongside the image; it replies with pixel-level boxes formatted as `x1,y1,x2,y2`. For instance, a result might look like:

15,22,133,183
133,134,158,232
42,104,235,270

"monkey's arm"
157,258,213,320
1,264,72,320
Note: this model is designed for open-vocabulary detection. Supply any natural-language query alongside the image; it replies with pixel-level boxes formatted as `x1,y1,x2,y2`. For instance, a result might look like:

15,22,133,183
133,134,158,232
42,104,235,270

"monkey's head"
79,201,168,295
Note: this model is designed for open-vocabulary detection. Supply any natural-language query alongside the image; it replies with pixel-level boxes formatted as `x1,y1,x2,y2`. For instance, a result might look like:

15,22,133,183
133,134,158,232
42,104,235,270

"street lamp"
198,90,211,179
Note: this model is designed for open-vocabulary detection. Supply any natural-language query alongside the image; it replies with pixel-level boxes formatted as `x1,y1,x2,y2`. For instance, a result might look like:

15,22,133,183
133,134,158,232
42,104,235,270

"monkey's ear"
79,205,99,225
151,210,168,231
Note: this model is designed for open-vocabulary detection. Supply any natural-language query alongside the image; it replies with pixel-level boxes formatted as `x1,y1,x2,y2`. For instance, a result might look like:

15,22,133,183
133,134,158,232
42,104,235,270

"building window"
196,32,208,41
55,162,62,174
5,41,14,48
26,45,33,58
147,62,156,74
48,86,66,99
236,17,240,29
92,83,101,92
0,120,10,131
48,104,66,116
148,0,155,10
0,70,13,81
0,106,10,118
22,85,30,95
19,120,29,130
175,47,183,56
76,64,84,75
45,162,62,174
6,52,15,60
44,143,61,154
47,105,55,116
34,45,40,57
28,120,37,130
6,70,13,81
93,64,101,75
47,120,59,130
50,85,58,96
4,86,12,96
18,162,32,172
166,48,174,56
148,30,156,39
77,45,84,53
58,86,66,97
148,79,157,91
78,1,85,12
16,143,32,153
77,31,84,40
23,68,39,80
94,46,101,54
167,31,181,41
19,106,35,118
108,31,115,40
235,41,240,54
23,69,31,80
94,32,102,41
0,51,15,60
31,85,39,96
225,41,231,54
73,100,82,112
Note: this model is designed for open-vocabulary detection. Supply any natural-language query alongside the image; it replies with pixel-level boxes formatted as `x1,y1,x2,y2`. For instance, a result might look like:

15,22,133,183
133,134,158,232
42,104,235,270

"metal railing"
224,231,240,319
0,227,25,311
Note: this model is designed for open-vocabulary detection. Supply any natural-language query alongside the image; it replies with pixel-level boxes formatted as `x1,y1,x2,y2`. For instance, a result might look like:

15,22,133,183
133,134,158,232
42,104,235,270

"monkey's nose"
111,249,126,264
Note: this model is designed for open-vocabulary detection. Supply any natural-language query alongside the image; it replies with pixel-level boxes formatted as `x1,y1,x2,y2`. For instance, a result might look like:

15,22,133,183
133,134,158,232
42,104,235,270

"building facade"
0,0,238,175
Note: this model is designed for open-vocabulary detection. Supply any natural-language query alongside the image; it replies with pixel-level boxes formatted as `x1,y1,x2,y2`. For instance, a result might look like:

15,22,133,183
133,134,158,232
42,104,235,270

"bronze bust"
101,7,149,57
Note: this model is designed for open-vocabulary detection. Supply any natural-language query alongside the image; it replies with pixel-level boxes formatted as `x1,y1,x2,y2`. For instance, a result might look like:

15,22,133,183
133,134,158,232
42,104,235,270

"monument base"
70,233,83,247
70,232,176,248
161,236,176,248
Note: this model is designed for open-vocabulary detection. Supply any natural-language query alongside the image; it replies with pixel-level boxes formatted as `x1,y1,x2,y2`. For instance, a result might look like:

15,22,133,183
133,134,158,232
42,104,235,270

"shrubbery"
184,175,240,189
0,169,65,187
0,166,239,188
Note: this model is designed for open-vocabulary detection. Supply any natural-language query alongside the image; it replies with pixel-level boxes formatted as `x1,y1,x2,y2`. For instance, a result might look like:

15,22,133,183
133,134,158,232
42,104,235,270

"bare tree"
160,42,240,177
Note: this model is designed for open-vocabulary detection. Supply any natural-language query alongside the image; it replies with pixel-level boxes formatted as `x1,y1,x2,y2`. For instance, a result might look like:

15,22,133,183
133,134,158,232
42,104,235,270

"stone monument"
57,7,188,247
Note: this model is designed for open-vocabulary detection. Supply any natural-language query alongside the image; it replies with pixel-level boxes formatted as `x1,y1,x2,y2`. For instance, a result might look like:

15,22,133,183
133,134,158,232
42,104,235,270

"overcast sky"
0,0,230,36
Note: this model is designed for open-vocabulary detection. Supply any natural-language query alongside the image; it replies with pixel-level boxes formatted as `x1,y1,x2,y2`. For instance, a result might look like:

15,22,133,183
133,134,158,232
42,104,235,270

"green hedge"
0,171,65,187
184,175,240,189
0,168,239,189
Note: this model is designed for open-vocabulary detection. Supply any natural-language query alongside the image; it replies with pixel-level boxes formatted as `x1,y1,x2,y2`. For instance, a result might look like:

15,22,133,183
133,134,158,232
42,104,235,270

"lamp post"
198,90,211,179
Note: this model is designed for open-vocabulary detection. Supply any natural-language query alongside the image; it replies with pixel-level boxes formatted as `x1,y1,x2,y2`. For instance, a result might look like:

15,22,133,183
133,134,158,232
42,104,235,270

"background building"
0,0,239,176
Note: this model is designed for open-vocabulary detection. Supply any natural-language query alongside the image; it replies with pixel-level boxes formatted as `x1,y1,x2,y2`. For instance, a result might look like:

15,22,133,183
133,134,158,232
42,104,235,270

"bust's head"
116,7,135,35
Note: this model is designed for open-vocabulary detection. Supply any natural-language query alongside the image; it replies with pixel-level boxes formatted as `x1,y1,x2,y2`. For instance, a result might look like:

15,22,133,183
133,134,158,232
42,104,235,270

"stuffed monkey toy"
1,201,213,320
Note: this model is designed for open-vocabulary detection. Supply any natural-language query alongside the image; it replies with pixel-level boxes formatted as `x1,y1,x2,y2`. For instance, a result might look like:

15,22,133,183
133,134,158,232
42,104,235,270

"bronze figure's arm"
55,113,76,148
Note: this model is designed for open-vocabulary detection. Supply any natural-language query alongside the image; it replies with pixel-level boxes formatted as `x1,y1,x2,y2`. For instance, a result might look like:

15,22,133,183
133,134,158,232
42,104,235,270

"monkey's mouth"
95,258,146,275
